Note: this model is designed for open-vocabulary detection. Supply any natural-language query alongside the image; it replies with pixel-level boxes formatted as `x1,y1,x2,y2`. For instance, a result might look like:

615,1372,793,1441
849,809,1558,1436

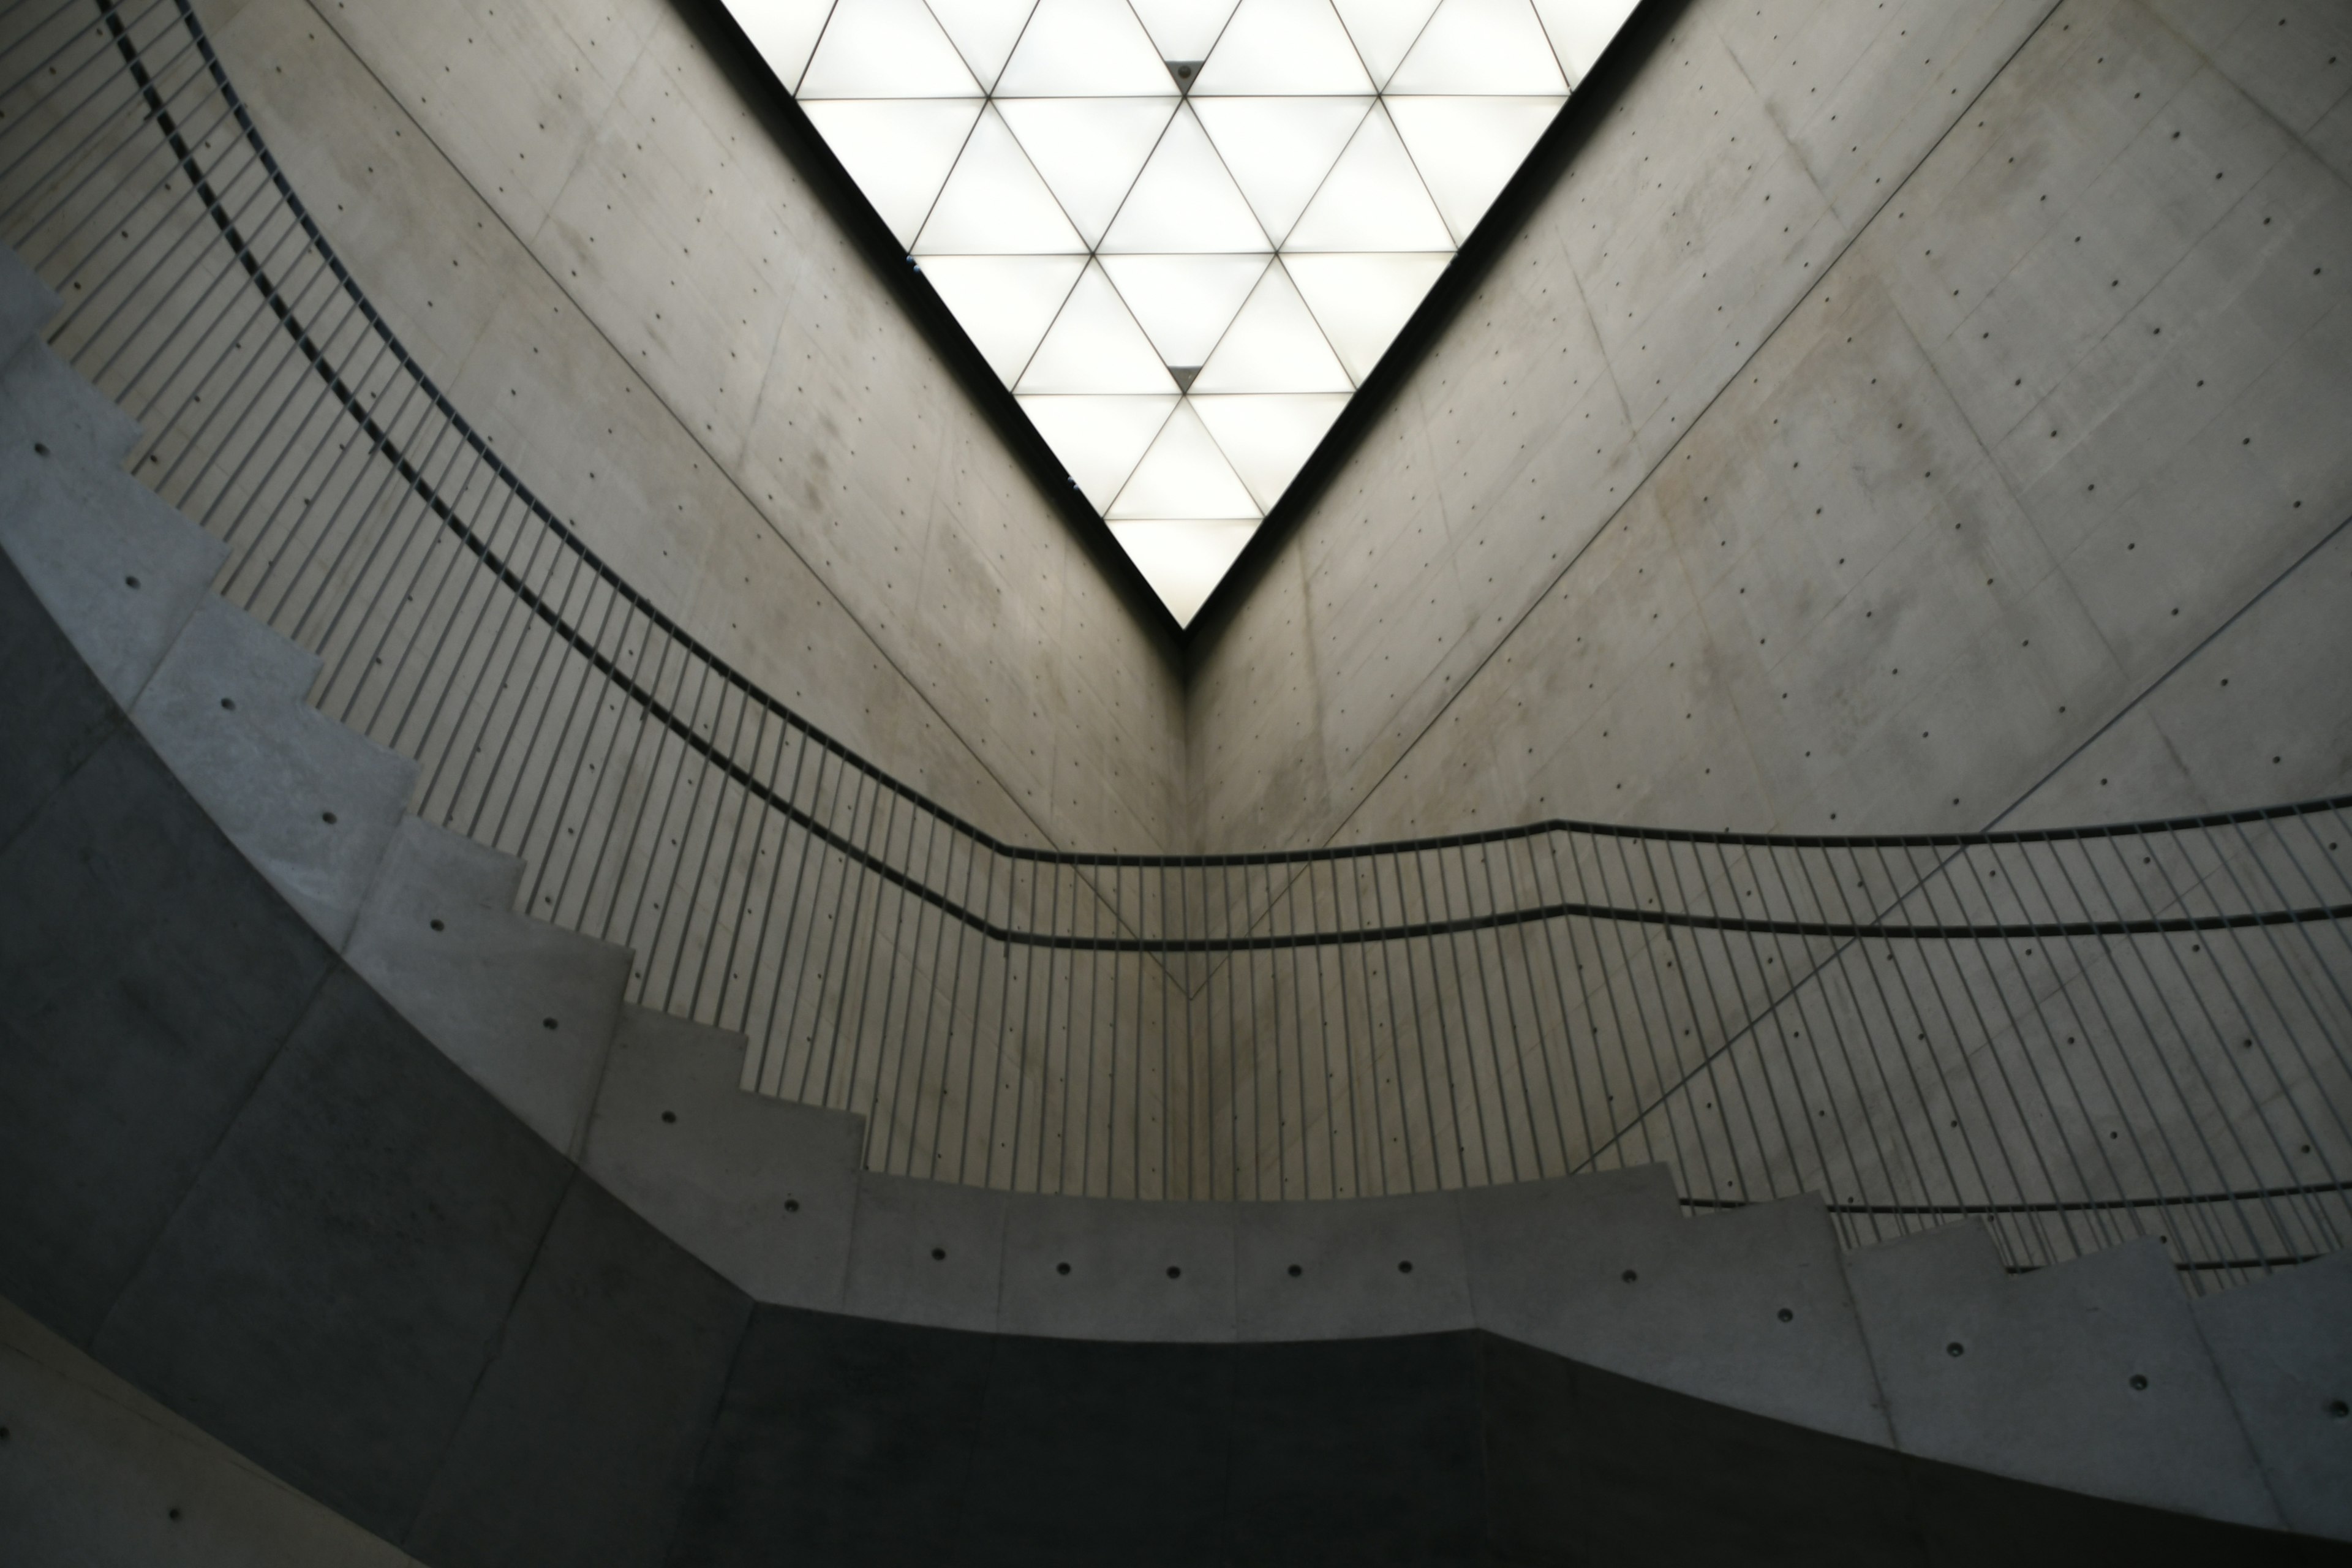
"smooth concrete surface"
583,1002,863,1310
192,0,1187,862
347,816,632,1157
842,1170,1011,1333
1847,1222,2283,1528
0,1295,420,1567
1234,1188,1477,1341
1191,0,2352,858
131,595,420,949
404,1177,750,1568
671,1309,2352,1567
0,339,225,711
2196,1251,2352,1541
92,966,577,1541
997,1194,1241,1343
1461,1166,1892,1445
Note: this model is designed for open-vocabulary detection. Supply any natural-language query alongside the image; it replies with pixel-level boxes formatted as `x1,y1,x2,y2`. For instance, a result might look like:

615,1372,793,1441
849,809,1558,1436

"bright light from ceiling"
729,0,1640,625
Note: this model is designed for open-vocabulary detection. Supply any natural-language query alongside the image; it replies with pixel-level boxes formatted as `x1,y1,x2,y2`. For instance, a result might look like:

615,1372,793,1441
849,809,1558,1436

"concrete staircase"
1,238,2345,1550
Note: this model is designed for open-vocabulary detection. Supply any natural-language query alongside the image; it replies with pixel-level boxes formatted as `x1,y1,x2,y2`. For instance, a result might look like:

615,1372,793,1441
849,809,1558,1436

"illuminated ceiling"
727,0,1639,624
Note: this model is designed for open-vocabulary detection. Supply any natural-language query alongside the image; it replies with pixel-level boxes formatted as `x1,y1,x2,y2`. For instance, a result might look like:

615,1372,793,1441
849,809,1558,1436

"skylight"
728,0,1640,624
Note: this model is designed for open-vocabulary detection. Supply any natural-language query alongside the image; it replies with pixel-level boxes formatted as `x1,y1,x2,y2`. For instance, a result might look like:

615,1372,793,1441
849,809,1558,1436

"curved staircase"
2,235,2348,1562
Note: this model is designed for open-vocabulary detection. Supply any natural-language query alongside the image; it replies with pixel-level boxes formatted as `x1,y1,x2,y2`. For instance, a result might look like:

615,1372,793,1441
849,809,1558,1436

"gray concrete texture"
1190,0,2352,855
0,1295,424,1567
190,0,1186,865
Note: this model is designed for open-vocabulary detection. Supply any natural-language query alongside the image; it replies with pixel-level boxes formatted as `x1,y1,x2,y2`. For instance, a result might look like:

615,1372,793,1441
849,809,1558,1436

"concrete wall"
190,0,1186,857
1189,0,2352,851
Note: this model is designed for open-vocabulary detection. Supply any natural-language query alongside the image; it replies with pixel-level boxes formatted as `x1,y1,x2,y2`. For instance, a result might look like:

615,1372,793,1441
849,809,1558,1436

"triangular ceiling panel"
994,0,1171,96
1284,103,1451,251
1099,254,1270,369
924,0,1041,89
1387,0,1567,94
1386,94,1563,241
1098,107,1271,254
1000,97,1179,246
914,105,1085,252
1017,261,1177,393
727,0,1637,625
1020,394,1178,510
1330,0,1445,89
801,99,982,247
1192,0,1374,96
1109,519,1258,624
1111,402,1259,519
1284,251,1452,380
1194,393,1351,511
918,254,1085,382
799,0,979,97
732,0,837,92
1125,0,1244,62
1191,261,1351,394
1531,0,1640,83
1192,95,1372,246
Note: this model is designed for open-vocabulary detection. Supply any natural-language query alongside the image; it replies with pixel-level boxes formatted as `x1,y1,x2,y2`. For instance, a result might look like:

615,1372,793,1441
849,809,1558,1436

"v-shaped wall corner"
728,0,1640,624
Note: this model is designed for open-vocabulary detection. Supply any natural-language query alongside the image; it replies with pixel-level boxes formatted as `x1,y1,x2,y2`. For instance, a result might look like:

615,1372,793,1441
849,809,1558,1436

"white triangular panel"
1386,94,1561,241
1193,0,1374,95
1531,0,1637,82
800,0,979,96
1193,262,1352,392
1330,0,1443,88
994,0,1170,96
914,107,1086,253
1126,0,1243,61
1193,96,1372,246
1098,107,1270,254
921,255,1085,383
1284,251,1449,379
1021,394,1178,510
1193,393,1349,509
1099,254,1270,368
801,99,981,246
925,0,1041,89
730,0,839,92
1019,262,1178,392
1000,97,1178,246
1284,104,1449,250
747,0,1644,615
1109,519,1259,623
1388,0,1565,93
1110,402,1259,518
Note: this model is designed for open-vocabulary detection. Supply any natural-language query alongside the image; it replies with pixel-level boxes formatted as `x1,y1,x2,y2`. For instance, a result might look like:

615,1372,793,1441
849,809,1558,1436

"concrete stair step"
582,1004,863,1312
1460,1170,1888,1444
345,817,631,1159
2193,1251,2352,1539
130,595,418,949
0,244,58,366
0,342,225,707
1845,1221,2282,1529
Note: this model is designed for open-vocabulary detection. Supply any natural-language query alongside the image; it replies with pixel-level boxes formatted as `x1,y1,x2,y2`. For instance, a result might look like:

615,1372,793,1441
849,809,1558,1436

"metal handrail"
4,0,2346,1289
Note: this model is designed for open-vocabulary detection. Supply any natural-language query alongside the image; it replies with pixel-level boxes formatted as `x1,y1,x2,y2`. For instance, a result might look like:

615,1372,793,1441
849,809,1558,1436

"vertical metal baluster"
1558,832,1668,1176
776,746,854,1101
1943,842,2151,1265
2046,828,2318,1273
1594,831,1710,1203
